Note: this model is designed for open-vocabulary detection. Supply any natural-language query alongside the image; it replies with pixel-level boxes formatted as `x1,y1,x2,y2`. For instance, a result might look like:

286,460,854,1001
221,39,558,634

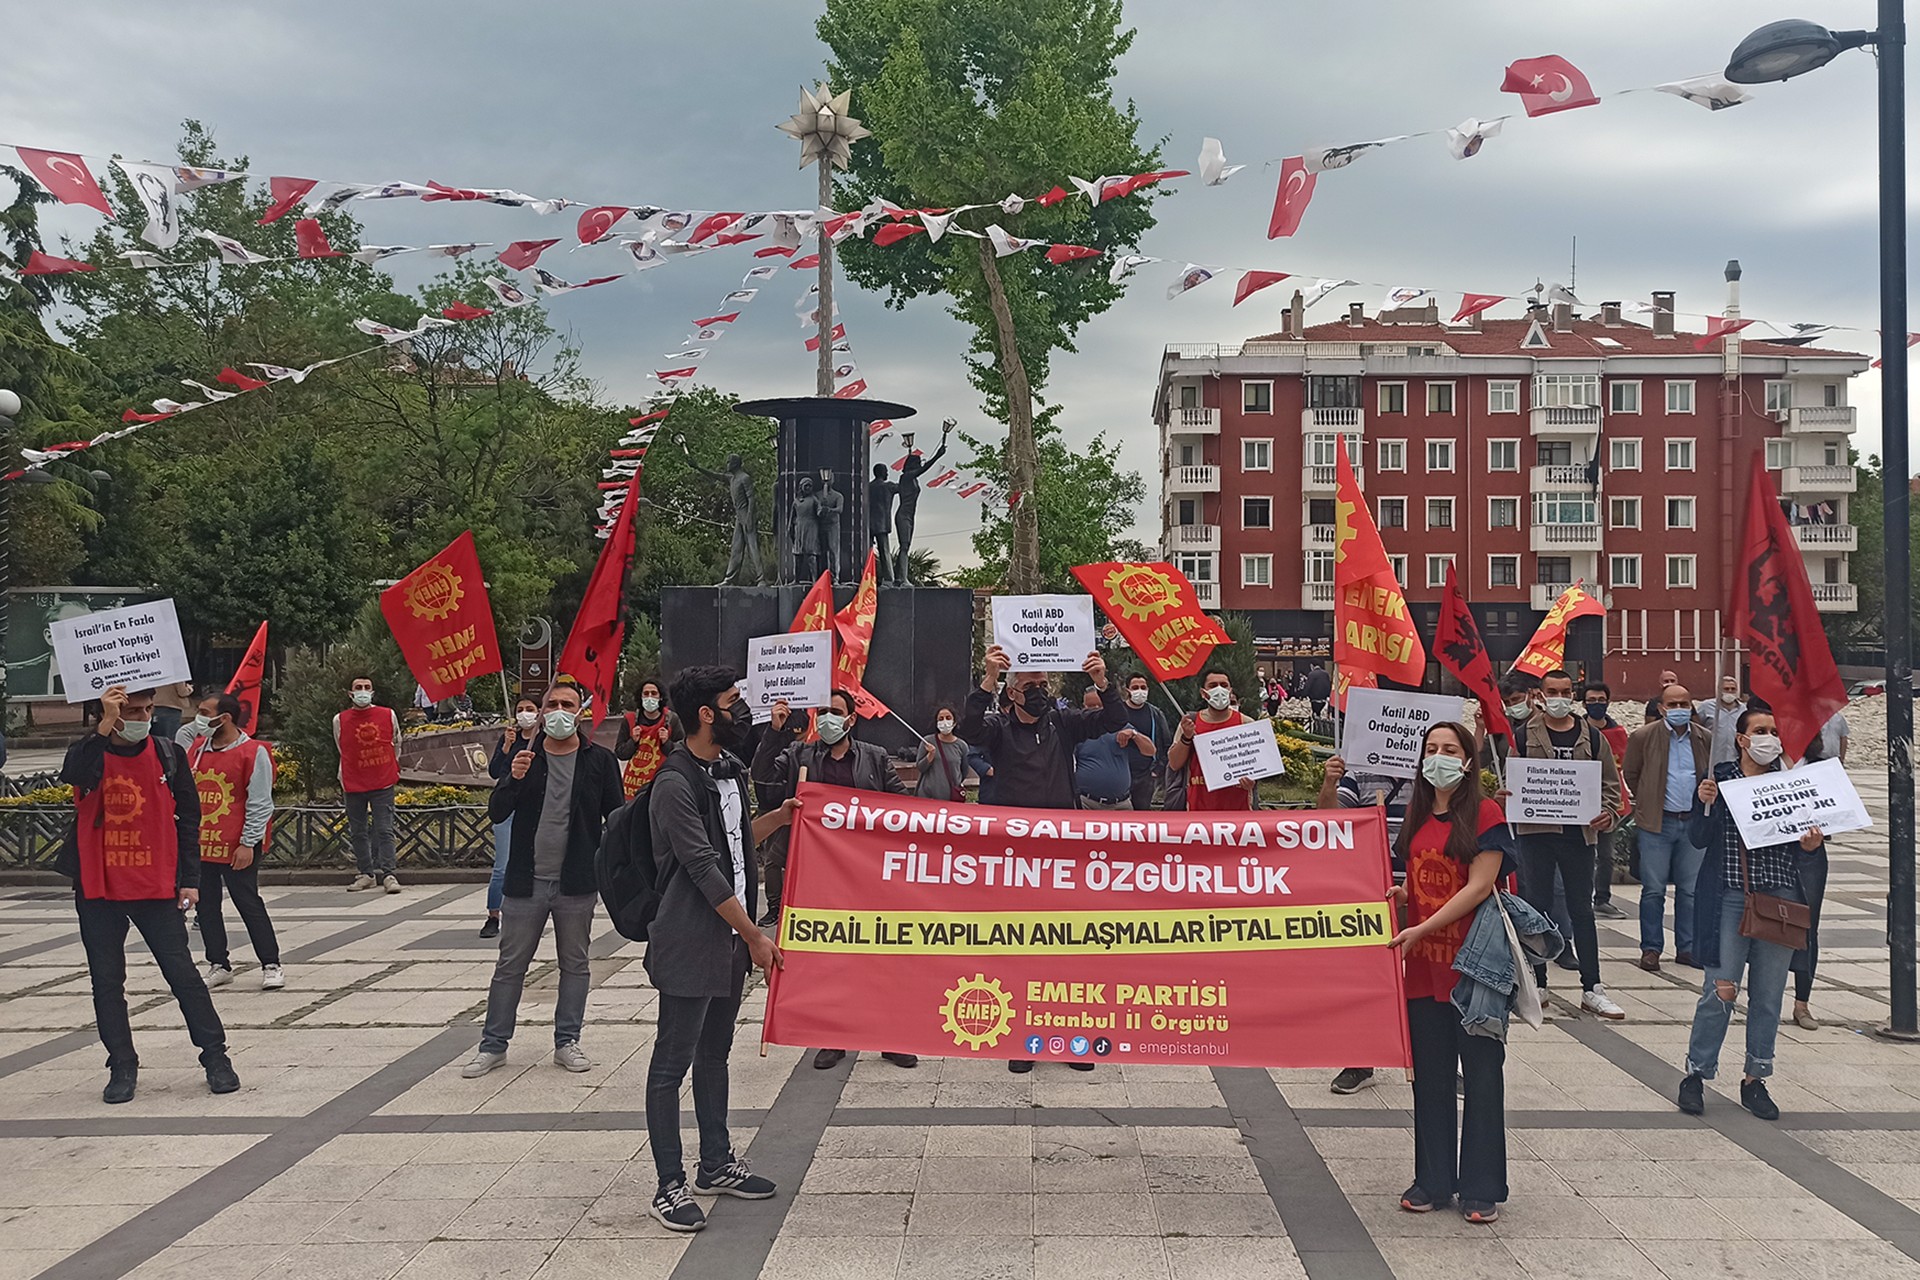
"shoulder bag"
1738,843,1811,950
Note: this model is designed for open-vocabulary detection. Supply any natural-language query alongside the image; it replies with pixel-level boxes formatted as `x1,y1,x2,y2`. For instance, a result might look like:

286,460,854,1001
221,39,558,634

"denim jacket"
1452,890,1563,1042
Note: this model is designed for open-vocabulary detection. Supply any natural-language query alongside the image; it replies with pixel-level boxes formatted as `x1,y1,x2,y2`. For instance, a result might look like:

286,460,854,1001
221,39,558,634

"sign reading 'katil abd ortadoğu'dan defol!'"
46,598,191,703
1338,689,1466,780
990,594,1096,672
745,629,835,722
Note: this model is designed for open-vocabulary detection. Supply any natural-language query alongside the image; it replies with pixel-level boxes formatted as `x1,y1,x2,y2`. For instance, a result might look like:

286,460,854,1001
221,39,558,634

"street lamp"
776,84,870,396
0,388,16,727
1728,4,1916,1041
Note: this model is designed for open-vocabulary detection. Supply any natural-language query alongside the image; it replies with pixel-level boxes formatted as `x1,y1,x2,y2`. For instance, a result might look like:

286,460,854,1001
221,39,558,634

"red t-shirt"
1402,797,1508,1002
1186,710,1253,812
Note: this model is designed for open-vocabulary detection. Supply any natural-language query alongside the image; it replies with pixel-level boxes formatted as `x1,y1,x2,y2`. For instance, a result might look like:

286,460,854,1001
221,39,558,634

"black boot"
103,1063,137,1105
205,1054,241,1095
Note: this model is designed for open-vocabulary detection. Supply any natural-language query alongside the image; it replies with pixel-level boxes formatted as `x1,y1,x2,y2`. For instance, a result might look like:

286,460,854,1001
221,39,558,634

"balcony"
1306,524,1337,547
1781,464,1857,495
1792,523,1857,552
1304,581,1336,610
1193,580,1219,610
1530,463,1596,490
1784,405,1857,435
1168,464,1221,493
1811,582,1858,612
1302,464,1342,493
1169,406,1220,435
1302,406,1365,434
1165,523,1221,552
1530,522,1602,553
1530,405,1602,436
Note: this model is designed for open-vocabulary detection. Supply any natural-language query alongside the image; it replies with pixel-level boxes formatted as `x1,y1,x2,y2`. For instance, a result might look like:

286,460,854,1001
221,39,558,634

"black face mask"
1018,685,1052,715
711,698,752,749
1586,703,1607,719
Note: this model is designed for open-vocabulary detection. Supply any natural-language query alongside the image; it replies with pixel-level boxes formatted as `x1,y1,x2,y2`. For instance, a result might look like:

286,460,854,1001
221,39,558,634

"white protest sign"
745,630,834,723
1339,689,1465,780
1505,757,1601,826
46,598,190,704
1194,719,1287,792
991,594,1096,672
1717,758,1872,848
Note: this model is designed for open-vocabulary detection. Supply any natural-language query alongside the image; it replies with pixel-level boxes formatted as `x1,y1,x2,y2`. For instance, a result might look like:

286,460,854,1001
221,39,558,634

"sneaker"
1638,951,1662,973
1553,949,1581,972
1008,1060,1034,1074
553,1042,592,1073
205,1057,241,1095
102,1064,137,1105
1399,1184,1447,1213
348,874,376,892
479,916,500,939
260,965,285,991
382,875,402,894
1067,1063,1095,1072
1581,986,1626,1021
1330,1068,1376,1095
1678,1072,1705,1115
461,1050,507,1079
1460,1199,1499,1224
649,1180,707,1232
1740,1078,1781,1121
757,908,780,929
881,1053,919,1069
203,964,234,989
812,1048,847,1070
694,1157,776,1199
1594,900,1627,920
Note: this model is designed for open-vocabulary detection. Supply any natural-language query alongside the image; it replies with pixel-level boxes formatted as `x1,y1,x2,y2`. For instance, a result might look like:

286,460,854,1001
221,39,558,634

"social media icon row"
1019,1034,1113,1058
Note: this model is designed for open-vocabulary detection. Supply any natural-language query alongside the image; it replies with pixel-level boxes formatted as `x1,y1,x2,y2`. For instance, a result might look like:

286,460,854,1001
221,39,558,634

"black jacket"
646,745,756,998
487,736,624,898
958,682,1127,809
752,722,908,867
58,733,201,894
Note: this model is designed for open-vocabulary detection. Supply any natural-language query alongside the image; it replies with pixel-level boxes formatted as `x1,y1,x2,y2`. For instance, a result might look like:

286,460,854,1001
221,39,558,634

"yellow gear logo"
196,769,234,828
404,561,464,621
1101,565,1182,623
940,974,1015,1051
100,776,145,825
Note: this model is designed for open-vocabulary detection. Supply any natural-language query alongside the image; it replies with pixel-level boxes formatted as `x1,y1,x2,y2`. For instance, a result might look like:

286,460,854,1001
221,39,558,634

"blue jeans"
1685,887,1802,1080
1636,824,1706,956
478,878,596,1053
487,817,512,914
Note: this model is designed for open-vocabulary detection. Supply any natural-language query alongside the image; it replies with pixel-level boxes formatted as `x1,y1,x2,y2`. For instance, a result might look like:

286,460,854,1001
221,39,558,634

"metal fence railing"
0,804,496,872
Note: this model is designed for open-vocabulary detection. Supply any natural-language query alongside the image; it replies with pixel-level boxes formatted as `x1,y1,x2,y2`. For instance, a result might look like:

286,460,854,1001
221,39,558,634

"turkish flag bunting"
713,232,762,246
1693,316,1755,351
1036,186,1071,207
1500,55,1601,117
1233,271,1291,306
790,254,821,270
1069,562,1230,683
1435,563,1512,740
421,181,489,202
789,571,836,634
224,621,269,735
692,312,740,327
628,410,669,426
293,218,340,259
690,212,745,243
216,367,269,392
121,407,177,423
259,176,319,224
17,149,114,216
442,302,493,322
576,206,627,245
1267,157,1317,239
21,251,95,275
805,324,847,353
1730,455,1848,761
655,367,699,381
833,549,881,694
834,380,868,399
1452,293,1506,323
957,482,987,498
557,482,639,722
874,223,927,247
926,469,959,489
380,530,505,703
1114,169,1188,198
1333,451,1426,685
819,212,862,241
1512,583,1606,678
755,246,798,258
498,239,561,270
1045,244,1101,264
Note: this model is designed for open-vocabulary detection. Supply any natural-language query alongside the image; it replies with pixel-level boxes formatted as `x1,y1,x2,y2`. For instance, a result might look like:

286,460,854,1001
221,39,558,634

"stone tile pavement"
0,795,1916,1280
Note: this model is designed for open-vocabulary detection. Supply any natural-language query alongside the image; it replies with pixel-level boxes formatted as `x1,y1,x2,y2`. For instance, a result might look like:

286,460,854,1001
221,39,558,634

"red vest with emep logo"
190,738,275,865
621,713,673,800
75,743,179,900
338,705,400,793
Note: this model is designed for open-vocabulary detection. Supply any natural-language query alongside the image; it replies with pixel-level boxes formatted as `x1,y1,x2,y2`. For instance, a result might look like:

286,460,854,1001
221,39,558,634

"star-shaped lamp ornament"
776,83,870,170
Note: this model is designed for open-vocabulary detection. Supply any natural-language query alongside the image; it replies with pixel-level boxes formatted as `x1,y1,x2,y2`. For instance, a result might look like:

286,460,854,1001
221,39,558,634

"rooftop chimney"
1723,259,1743,378
1551,301,1573,333
1651,291,1676,338
1289,290,1305,338
1346,301,1365,328
1599,301,1622,328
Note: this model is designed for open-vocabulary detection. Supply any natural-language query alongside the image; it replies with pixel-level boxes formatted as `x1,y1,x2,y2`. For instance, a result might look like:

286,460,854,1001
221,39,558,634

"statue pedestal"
660,584,974,752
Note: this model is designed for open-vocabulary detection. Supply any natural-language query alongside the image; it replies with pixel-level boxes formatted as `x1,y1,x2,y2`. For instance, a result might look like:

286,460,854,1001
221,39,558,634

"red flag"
833,549,881,692
1045,244,1101,264
874,223,926,247
1333,666,1377,713
1500,55,1600,117
259,176,318,224
819,212,862,240
1070,562,1230,682
692,312,740,327
498,238,561,270
1267,157,1316,239
1333,451,1425,684
1513,584,1607,678
790,254,821,270
789,571,835,634
1731,456,1848,762
1233,271,1291,306
690,212,744,243
441,301,493,322
293,218,340,259
216,367,269,392
16,149,113,216
713,232,762,246
926,469,959,489
576,206,627,245
421,181,489,202
121,407,177,423
655,367,698,381
21,251,95,275
380,531,505,703
756,246,798,258
1452,293,1506,323
558,481,639,723
224,621,269,735
805,324,847,353
1114,169,1188,197
629,409,669,426
841,678,891,721
1036,186,1071,207
835,380,869,399
1435,563,1511,740
1694,316,1755,351
957,482,986,498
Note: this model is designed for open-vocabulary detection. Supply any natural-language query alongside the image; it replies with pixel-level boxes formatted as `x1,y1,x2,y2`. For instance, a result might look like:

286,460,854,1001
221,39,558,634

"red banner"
765,785,1409,1068
379,531,503,701
224,620,268,734
1069,561,1230,682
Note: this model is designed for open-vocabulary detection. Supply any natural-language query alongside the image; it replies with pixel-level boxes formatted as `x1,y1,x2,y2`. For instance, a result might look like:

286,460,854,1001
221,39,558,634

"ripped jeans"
1685,887,1802,1081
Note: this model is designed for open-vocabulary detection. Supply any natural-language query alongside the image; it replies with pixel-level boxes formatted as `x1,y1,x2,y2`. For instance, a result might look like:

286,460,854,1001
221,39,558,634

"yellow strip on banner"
778,902,1392,955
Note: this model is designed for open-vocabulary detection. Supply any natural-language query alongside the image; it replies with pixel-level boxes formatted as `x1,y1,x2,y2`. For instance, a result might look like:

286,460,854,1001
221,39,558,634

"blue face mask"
1664,707,1692,730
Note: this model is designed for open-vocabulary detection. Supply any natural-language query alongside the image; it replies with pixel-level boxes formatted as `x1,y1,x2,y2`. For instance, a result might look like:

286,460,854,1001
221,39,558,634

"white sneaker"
260,965,285,991
348,874,376,892
553,1042,592,1073
204,964,233,989
382,875,402,895
461,1051,507,1079
1582,985,1626,1021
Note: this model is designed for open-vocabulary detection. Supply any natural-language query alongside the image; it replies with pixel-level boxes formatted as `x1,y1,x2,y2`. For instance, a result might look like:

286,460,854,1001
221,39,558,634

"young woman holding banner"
1387,721,1517,1225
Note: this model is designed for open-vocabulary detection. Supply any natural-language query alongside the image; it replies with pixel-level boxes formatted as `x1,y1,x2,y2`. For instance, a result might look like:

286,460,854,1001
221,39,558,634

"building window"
1666,438,1695,471
1177,443,1197,467
1765,380,1793,414
1667,496,1695,530
1426,439,1455,472
1308,498,1337,525
1427,498,1454,530
1824,383,1840,407
1609,380,1642,414
1174,553,1212,583
1666,380,1695,414
1609,497,1640,529
1824,441,1846,466
1307,433,1362,468
1378,382,1406,414
1377,439,1406,471
1177,384,1200,409
1241,554,1272,588
1305,551,1335,583
1610,555,1641,588
1377,497,1406,530
1426,554,1455,588
1242,381,1273,414
1764,438,1793,470
1488,439,1519,471
1534,373,1600,407
1306,375,1361,408
1176,498,1198,526
1388,554,1408,584
1489,497,1518,528
1488,381,1520,413
1667,555,1696,589
1610,438,1641,471
1241,497,1272,529
1535,494,1597,526
1536,440,1572,466
1489,555,1519,587
1426,382,1456,414
1538,556,1573,586
1242,438,1272,471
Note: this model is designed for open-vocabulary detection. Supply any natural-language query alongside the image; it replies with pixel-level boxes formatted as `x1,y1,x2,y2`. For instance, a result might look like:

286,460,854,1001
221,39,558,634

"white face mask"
1421,754,1468,790
544,709,579,739
1128,688,1149,707
350,689,373,708
1744,733,1783,765
190,714,214,737
1505,701,1531,719
1543,696,1574,719
1205,687,1233,712
116,717,153,744
816,712,849,744
641,696,661,715
515,710,539,731
1720,691,1739,705
936,718,955,735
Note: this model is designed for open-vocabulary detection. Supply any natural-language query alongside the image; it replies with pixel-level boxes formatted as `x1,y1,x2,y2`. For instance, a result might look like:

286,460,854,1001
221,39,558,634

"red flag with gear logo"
380,531,504,703
1068,562,1230,682
1333,452,1425,684
1512,583,1605,678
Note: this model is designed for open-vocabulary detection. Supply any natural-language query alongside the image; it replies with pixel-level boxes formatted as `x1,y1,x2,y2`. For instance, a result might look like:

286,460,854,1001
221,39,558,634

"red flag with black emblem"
224,621,269,735
557,481,639,723
1435,563,1511,740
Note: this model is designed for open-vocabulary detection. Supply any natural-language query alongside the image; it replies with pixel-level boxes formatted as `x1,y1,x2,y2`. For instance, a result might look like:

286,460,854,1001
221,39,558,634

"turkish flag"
819,212,862,241
655,367,699,381
756,246,798,258
224,621,269,735
790,254,822,270
1731,455,1848,762
441,301,494,322
833,549,881,693
121,407,177,423
834,379,868,399
1334,452,1425,685
216,367,269,392
576,206,627,245
1069,562,1230,683
690,212,745,243
1035,186,1071,207
259,176,318,224
1233,271,1291,306
874,222,926,247
805,324,847,353
382,531,505,704
557,481,640,723
1267,157,1316,239
1500,55,1600,117
692,312,740,327
1694,316,1755,351
1045,244,1101,264
1452,293,1506,323
293,219,340,259
713,232,762,246
17,149,114,216
421,181,488,202
498,239,561,270
1435,563,1511,740
21,251,95,275
629,409,669,426
1115,169,1188,197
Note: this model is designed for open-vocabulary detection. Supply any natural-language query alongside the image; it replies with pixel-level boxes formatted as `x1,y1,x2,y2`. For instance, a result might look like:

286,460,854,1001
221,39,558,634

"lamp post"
776,83,869,396
0,388,15,726
1727,6,1916,1039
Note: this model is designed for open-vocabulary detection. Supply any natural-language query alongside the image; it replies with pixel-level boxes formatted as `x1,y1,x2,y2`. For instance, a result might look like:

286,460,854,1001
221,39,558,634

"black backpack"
56,736,191,882
595,780,672,942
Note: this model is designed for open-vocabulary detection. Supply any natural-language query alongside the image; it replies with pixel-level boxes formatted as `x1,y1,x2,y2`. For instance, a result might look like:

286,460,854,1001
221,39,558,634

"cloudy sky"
4,0,1908,570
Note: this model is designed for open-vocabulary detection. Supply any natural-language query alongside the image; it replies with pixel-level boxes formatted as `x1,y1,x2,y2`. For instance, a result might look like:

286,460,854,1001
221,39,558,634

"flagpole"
497,669,513,721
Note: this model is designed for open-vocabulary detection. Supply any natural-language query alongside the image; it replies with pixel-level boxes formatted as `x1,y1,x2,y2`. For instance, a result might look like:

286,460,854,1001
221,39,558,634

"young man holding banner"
334,678,401,894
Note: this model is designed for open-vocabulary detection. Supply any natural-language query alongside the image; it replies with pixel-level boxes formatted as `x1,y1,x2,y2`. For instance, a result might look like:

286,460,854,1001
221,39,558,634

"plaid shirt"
1714,762,1802,894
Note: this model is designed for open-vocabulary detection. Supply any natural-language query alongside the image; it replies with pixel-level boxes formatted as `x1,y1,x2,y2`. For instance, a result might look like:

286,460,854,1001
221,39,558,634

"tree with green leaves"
950,420,1147,591
819,0,1162,592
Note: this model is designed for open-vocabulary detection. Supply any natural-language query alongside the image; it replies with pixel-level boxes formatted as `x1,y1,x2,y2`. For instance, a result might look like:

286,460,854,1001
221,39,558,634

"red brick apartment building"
1152,265,1868,694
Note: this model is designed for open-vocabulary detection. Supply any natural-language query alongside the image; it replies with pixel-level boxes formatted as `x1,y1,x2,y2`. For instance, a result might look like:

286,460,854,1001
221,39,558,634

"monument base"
660,585,975,754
